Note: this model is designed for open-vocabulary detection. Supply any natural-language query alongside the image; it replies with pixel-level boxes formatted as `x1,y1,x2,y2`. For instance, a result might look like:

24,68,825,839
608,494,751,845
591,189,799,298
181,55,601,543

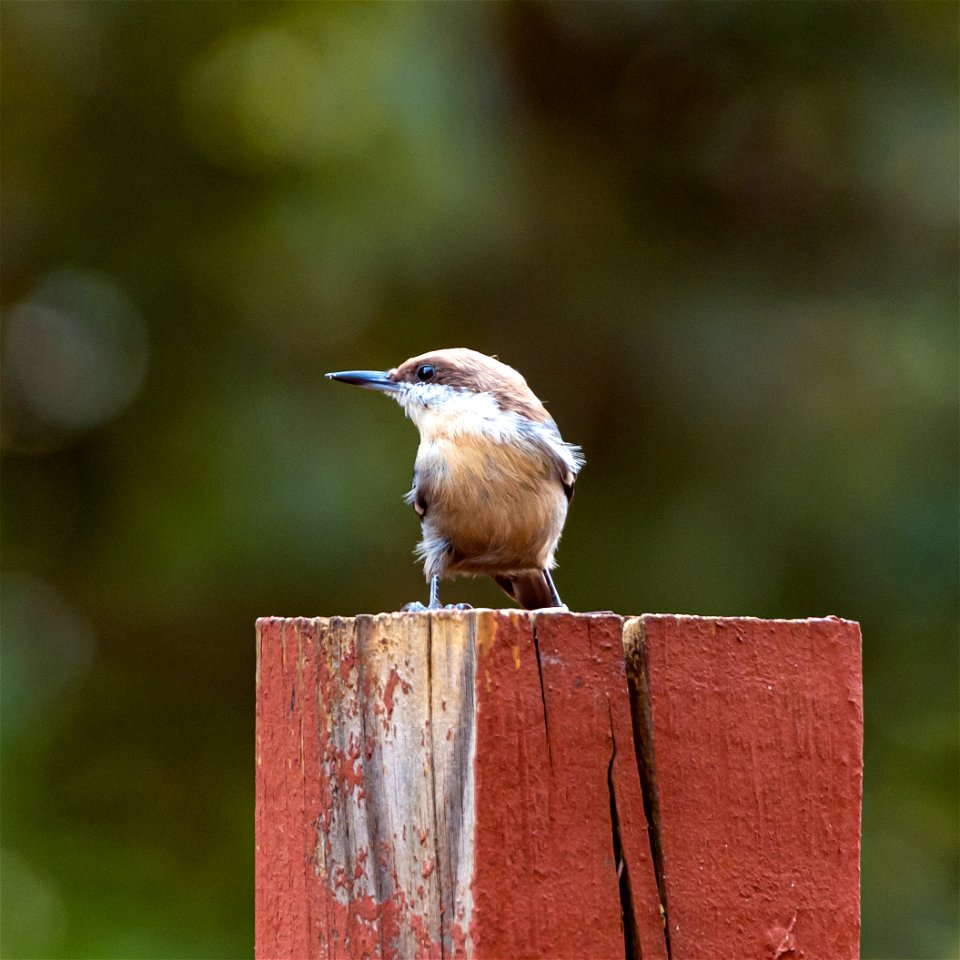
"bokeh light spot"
183,22,386,169
3,268,149,435
1,572,97,737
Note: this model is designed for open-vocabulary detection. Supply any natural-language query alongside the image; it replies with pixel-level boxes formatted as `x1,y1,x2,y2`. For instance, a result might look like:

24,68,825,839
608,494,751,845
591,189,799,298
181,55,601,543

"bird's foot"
401,578,472,612
400,600,472,612
403,577,445,612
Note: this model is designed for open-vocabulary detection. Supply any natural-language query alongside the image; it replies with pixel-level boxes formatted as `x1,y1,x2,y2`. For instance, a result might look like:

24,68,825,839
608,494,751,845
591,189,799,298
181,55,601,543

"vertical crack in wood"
446,614,477,956
624,619,672,960
355,620,384,909
313,618,334,950
425,614,447,960
531,615,553,768
606,707,641,960
427,613,479,958
340,622,360,911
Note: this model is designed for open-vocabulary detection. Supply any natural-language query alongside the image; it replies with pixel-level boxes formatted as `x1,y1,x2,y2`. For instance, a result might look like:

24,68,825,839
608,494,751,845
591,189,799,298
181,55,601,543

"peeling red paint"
257,617,448,959
257,613,664,959
338,642,357,683
407,912,445,959
448,921,470,959
383,666,411,721
767,912,800,959
256,613,860,960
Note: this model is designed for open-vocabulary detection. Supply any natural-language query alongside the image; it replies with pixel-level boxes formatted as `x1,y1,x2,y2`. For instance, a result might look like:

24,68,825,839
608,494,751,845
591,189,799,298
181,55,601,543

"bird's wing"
525,418,583,503
403,474,428,517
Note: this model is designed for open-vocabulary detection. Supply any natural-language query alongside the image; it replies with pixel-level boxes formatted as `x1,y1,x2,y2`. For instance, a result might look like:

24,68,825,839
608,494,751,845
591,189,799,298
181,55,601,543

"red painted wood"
471,613,666,960
257,615,447,959
640,615,863,960
256,617,397,960
256,617,311,960
257,612,862,959
256,612,667,960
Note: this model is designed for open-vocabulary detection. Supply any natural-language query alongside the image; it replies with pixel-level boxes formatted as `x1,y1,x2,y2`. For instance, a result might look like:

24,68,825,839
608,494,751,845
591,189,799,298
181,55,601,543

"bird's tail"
493,569,563,610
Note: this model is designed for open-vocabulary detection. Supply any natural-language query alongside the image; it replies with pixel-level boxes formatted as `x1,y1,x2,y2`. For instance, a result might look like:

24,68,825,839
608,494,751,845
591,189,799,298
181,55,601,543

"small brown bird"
327,348,583,610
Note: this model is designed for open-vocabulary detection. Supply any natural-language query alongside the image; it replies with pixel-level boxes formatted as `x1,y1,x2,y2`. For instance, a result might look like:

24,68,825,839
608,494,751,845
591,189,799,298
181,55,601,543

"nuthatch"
327,348,583,610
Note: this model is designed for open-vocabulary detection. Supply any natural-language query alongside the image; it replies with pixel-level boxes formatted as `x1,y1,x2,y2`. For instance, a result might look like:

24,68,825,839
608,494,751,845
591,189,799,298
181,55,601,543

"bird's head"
326,348,552,433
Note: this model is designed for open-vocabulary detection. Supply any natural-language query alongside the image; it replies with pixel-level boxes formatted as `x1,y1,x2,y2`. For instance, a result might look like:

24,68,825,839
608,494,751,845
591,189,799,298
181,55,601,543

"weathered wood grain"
257,611,862,960
256,611,666,960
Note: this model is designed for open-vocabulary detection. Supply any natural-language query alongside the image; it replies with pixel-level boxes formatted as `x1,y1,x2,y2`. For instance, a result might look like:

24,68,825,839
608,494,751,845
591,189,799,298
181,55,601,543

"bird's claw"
401,601,428,612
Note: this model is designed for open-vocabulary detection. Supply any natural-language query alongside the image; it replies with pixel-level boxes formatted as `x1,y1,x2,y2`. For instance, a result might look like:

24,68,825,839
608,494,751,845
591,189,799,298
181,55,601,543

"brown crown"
391,348,552,424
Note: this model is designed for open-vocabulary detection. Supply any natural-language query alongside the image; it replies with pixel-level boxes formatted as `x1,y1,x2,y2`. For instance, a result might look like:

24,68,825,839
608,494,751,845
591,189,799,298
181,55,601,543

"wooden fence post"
255,611,861,960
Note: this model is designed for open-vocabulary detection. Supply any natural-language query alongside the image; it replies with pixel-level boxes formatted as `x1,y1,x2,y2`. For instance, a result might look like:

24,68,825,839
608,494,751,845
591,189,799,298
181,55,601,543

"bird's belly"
417,436,567,572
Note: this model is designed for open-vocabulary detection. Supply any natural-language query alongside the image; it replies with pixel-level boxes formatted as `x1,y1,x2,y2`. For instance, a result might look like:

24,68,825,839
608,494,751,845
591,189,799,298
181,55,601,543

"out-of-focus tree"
2,3,956,957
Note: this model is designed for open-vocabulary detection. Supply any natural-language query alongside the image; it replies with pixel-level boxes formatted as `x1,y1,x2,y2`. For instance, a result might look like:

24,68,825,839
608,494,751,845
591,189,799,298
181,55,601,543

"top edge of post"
255,609,623,628
257,612,859,628
628,613,860,629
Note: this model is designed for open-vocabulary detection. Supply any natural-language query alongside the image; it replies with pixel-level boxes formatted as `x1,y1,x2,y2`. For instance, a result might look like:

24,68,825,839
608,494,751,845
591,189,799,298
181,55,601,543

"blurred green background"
1,2,956,958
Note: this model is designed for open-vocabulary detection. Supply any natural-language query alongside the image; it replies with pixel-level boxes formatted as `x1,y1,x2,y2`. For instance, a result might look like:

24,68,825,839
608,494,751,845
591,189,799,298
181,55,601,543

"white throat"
393,382,583,475
396,383,512,440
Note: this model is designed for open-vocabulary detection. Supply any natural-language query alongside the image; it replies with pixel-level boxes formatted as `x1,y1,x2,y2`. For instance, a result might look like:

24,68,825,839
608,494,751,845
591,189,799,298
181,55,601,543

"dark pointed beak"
325,369,400,393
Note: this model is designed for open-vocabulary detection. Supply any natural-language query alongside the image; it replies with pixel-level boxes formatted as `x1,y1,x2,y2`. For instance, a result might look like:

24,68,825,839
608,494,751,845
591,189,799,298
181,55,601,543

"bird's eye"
415,364,435,382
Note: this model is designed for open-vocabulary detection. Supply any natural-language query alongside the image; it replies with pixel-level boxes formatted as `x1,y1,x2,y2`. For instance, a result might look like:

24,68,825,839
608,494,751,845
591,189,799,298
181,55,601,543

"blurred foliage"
1,2,957,958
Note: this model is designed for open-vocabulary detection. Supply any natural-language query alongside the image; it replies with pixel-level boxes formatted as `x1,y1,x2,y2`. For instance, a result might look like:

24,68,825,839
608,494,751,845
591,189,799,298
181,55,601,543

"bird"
326,348,583,610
